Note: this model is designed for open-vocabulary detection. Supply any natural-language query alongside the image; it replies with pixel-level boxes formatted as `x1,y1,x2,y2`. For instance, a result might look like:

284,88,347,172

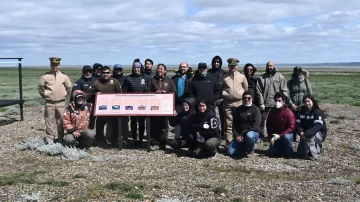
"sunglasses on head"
102,72,110,74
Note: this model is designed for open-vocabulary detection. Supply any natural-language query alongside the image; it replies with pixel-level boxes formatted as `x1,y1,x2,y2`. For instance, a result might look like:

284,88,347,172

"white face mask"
275,101,283,109
245,102,252,107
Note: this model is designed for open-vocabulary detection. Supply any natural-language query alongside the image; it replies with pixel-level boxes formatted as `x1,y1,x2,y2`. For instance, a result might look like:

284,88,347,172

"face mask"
245,103,252,107
275,101,283,109
84,75,92,79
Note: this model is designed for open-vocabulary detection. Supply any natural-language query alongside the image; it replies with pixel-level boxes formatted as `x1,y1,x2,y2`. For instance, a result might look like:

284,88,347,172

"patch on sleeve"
319,116,322,120
73,83,78,86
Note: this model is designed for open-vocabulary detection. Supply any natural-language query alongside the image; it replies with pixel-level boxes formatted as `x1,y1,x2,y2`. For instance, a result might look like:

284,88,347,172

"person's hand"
300,132,306,140
96,92,101,95
73,131,81,138
203,124,210,129
180,140,187,147
174,110,177,116
270,134,280,145
259,104,265,111
236,136,243,142
291,104,297,110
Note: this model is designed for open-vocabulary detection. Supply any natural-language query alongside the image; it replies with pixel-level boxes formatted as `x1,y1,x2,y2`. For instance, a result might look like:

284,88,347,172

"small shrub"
213,186,228,194
233,198,247,202
351,102,360,107
0,108,7,112
126,192,144,199
337,116,347,120
40,179,70,187
356,179,360,184
73,174,86,179
328,177,352,185
329,120,340,124
196,184,211,188
104,182,134,192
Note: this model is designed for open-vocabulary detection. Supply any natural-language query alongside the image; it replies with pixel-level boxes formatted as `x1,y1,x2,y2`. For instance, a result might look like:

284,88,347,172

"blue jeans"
268,133,293,158
228,131,259,157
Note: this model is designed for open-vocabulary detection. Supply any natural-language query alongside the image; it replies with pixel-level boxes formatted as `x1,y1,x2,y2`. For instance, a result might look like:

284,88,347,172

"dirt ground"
0,104,359,201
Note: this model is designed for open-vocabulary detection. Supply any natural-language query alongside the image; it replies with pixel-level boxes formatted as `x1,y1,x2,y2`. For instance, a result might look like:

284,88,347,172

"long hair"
303,94,320,109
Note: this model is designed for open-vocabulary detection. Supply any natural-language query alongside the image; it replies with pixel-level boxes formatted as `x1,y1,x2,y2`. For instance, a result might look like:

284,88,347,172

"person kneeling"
63,90,95,149
267,92,296,158
296,95,327,160
169,97,197,150
228,91,261,158
190,100,221,158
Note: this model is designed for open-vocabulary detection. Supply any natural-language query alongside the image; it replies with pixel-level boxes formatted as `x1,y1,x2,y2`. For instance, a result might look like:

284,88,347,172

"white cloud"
0,0,359,66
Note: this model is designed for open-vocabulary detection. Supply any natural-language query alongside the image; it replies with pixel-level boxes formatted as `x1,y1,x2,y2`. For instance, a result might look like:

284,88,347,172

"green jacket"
287,70,312,107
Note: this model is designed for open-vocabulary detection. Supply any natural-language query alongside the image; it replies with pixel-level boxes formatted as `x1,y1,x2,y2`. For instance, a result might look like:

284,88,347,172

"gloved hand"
270,134,280,145
259,104,265,111
197,135,205,143
203,124,210,129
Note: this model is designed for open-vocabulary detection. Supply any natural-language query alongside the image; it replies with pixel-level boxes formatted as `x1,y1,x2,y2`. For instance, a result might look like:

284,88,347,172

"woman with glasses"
296,95,327,160
243,63,258,106
228,91,261,158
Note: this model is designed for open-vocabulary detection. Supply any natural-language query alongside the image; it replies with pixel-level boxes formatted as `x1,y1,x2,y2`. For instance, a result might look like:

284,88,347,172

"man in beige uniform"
219,58,248,145
38,57,72,144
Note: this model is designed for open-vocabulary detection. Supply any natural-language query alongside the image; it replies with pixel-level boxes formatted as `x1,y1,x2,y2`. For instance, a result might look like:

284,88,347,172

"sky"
1,0,360,66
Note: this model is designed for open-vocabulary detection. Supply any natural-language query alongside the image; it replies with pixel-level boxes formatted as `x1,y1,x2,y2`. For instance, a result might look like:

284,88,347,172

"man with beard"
86,66,127,146
243,63,259,106
63,90,95,149
38,57,72,144
122,62,151,147
256,61,289,140
149,64,176,150
143,58,155,78
189,62,222,111
171,62,194,139
71,65,97,101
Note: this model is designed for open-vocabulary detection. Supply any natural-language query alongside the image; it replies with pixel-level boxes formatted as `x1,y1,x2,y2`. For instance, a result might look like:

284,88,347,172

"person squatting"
39,57,327,160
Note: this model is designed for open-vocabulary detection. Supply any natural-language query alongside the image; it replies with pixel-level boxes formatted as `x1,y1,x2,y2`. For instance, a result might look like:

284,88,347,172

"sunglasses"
84,70,92,73
102,72,110,74
243,97,252,100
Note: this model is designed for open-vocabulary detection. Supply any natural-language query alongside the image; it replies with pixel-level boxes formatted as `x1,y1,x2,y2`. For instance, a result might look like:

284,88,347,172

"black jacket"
169,97,197,139
171,72,193,104
112,73,126,85
122,73,150,93
233,104,261,137
192,109,221,140
71,76,97,96
296,106,327,140
189,71,221,105
208,55,226,81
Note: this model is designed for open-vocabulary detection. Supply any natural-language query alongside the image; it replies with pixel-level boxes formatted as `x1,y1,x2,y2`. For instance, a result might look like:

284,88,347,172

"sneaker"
187,149,195,157
210,153,217,159
246,151,258,158
150,145,160,151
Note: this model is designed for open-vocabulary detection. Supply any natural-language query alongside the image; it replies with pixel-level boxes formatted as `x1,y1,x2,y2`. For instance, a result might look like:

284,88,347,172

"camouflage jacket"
63,102,92,133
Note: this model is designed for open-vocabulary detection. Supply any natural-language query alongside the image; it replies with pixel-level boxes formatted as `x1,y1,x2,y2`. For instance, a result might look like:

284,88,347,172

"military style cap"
49,57,61,64
227,58,240,66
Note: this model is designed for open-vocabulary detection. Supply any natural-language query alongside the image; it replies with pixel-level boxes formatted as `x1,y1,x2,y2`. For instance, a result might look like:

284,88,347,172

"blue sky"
1,0,360,66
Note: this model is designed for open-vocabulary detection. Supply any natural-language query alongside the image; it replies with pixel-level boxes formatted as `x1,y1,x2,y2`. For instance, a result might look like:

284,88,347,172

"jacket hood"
211,55,223,69
292,70,309,79
82,65,92,73
183,97,196,110
92,63,103,71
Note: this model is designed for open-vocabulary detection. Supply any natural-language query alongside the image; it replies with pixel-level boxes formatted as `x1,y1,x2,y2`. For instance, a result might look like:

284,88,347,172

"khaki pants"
224,100,242,143
44,101,65,142
64,129,95,148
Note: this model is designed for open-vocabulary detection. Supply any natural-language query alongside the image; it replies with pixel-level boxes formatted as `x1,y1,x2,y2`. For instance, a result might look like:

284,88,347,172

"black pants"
217,102,225,140
259,107,271,139
131,116,146,140
95,117,118,142
150,116,169,146
89,105,96,130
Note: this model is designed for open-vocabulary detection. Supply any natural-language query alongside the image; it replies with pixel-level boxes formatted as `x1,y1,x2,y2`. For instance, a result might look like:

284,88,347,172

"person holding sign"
149,64,176,150
122,62,151,147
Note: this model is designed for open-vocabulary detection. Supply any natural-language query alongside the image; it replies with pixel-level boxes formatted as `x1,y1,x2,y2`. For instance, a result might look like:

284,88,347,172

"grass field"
0,67,359,109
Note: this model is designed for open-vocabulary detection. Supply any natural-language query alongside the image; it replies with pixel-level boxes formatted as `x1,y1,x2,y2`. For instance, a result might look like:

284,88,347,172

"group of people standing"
38,56,327,160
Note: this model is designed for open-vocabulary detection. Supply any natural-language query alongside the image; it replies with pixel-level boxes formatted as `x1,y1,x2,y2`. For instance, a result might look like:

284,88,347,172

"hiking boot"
246,151,258,158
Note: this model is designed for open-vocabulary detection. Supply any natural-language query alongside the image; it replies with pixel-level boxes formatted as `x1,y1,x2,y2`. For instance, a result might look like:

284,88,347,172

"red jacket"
266,106,295,138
